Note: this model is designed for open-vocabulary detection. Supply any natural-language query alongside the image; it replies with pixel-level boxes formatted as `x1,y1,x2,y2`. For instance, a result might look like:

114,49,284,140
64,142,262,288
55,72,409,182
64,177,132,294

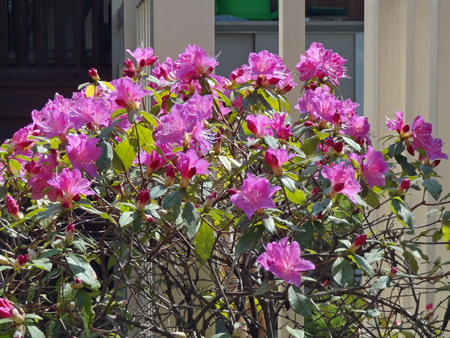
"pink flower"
32,94,74,141
344,115,371,145
296,87,327,117
175,45,218,82
71,97,111,130
0,298,23,323
151,57,177,87
426,303,434,315
297,42,325,81
230,173,281,219
127,46,158,68
311,89,342,123
244,50,287,86
246,114,273,139
257,237,315,287
270,113,292,141
322,162,361,203
136,150,166,176
66,134,102,177
411,116,432,151
386,111,407,133
419,137,448,163
184,93,213,121
264,148,293,177
28,150,60,201
7,125,35,153
48,168,94,208
109,77,151,110
176,150,210,188
350,146,389,188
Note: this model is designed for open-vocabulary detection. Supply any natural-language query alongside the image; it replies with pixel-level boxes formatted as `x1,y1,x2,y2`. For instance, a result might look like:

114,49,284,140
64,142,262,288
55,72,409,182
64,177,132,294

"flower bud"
137,189,150,212
203,191,217,208
228,188,239,197
13,324,25,338
117,300,128,307
71,277,83,289
53,237,64,249
0,256,9,265
164,166,176,187
390,267,398,278
395,179,411,194
13,255,28,271
394,320,400,326
348,234,367,254
426,303,434,320
6,195,22,222
88,68,98,79
173,333,186,338
304,120,314,127
65,223,75,244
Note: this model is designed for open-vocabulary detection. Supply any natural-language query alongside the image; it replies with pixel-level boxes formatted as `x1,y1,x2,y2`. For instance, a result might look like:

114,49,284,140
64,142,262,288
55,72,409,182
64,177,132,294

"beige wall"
364,0,450,317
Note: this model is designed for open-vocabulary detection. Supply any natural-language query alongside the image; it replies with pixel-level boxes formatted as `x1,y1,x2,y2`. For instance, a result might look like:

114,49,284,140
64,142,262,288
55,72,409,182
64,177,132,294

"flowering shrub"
0,43,450,338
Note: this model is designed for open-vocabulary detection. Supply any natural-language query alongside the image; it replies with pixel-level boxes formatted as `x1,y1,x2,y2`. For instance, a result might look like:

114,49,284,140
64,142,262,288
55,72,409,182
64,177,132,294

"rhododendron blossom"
66,134,102,177
246,114,273,138
175,45,218,83
322,161,361,203
48,168,94,208
176,149,210,188
230,173,281,219
109,77,151,110
350,146,389,188
264,148,293,177
411,115,432,151
257,237,315,287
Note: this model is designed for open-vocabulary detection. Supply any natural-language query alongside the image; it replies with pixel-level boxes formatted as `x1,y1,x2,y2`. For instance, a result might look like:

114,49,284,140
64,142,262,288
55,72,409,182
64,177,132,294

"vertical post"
0,0,9,68
279,0,305,122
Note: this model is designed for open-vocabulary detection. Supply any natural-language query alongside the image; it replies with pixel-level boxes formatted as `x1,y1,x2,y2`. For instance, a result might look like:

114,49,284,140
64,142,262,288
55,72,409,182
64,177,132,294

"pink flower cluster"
386,112,448,165
296,42,348,86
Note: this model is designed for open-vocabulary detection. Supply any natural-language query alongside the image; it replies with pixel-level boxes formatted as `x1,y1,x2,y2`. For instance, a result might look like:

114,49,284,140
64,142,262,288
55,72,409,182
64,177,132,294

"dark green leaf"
0,185,7,200
422,178,442,200
30,258,52,272
77,289,95,334
27,326,45,338
263,135,278,149
96,140,113,172
281,176,296,193
194,222,215,265
35,204,62,221
364,249,384,264
97,118,126,139
394,154,416,176
365,188,380,208
66,253,100,290
442,297,450,331
261,214,275,233
332,257,353,286
252,280,281,296
288,286,312,318
163,190,184,209
388,142,405,158
294,223,313,249
365,309,381,318
369,276,391,294
210,334,231,338
236,224,265,255
352,254,375,277
119,211,137,227
132,217,143,232
236,216,252,230
420,164,434,176
150,185,167,199
390,197,415,230
37,249,62,259
311,198,332,217
183,202,200,238
242,93,258,110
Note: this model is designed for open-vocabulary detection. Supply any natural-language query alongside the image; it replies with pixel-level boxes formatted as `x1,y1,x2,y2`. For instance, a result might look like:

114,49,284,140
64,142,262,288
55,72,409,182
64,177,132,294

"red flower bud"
164,166,176,187
304,120,314,127
88,68,99,80
402,125,410,133
333,112,341,124
391,267,398,274
228,188,239,196
354,234,367,247
137,189,150,212
400,179,411,191
17,255,28,266
6,195,20,219
406,144,415,156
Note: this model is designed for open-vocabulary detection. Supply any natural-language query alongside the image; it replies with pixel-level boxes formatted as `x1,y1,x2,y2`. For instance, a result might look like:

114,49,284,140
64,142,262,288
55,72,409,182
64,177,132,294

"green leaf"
140,111,159,128
194,222,215,265
66,253,100,290
441,297,450,331
119,211,137,227
24,314,43,321
263,135,278,149
294,223,313,249
365,308,381,318
332,257,353,286
443,224,450,242
369,276,391,294
341,135,361,152
286,189,306,206
252,280,281,296
150,185,167,199
30,258,52,272
77,289,95,334
236,216,252,230
97,118,126,139
163,190,184,209
96,140,113,172
261,214,275,233
364,248,384,264
242,93,258,110
281,176,296,193
301,137,320,156
132,217,143,232
27,325,45,338
218,155,232,171
35,204,62,221
422,178,442,200
183,202,201,238
236,224,265,254
404,251,419,274
210,334,231,338
135,123,154,153
286,326,305,338
388,142,405,158
0,184,7,200
401,331,415,338
111,108,127,119
394,154,416,176
0,266,12,272
288,286,312,318
365,188,380,208
391,197,415,230
113,138,138,172
352,254,375,277
420,164,434,176
311,198,332,217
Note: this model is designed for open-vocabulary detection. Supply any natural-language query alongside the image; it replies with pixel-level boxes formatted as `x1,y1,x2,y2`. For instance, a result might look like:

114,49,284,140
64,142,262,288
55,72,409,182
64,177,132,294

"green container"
217,0,278,21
